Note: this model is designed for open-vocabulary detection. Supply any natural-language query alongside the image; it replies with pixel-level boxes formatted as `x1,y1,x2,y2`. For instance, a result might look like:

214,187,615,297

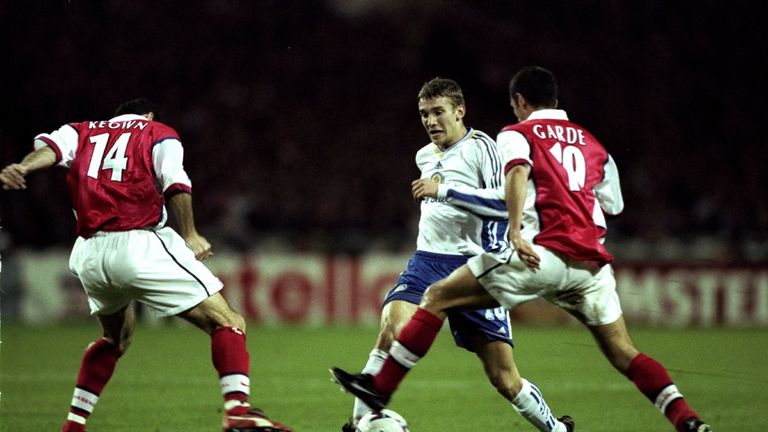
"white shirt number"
549,142,586,191
87,132,130,181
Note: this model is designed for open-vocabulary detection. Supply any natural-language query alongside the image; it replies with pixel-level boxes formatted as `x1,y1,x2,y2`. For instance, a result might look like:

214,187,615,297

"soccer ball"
355,409,409,432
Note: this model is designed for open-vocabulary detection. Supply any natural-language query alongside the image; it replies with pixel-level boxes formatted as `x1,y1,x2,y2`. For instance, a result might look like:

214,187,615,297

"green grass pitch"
1,322,766,431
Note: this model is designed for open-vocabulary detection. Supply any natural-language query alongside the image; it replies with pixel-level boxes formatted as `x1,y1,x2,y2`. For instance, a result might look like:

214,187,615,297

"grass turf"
1,322,765,431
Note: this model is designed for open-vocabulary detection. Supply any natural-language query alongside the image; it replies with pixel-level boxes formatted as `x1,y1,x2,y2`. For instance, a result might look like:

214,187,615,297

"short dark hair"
114,98,157,118
509,66,558,108
417,78,465,108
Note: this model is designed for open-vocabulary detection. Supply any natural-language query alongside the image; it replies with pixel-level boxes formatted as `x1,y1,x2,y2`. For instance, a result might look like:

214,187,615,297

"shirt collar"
435,127,475,152
526,109,569,121
109,114,150,122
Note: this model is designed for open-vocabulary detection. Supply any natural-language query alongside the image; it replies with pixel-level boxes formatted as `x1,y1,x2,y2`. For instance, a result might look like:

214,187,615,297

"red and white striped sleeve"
496,129,532,175
152,138,192,199
33,123,79,167
594,154,624,216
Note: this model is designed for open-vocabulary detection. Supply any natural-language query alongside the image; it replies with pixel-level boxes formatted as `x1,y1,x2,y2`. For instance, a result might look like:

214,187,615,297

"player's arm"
167,192,212,260
505,164,540,271
412,180,506,218
153,137,211,260
0,146,57,190
497,129,539,270
411,137,507,218
594,154,624,216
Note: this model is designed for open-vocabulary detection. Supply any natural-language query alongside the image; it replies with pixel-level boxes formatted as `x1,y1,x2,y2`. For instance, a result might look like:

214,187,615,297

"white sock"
352,348,388,421
511,378,566,432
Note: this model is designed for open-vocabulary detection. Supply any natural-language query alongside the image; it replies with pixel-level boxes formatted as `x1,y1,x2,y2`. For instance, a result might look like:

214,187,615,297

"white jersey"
415,128,508,256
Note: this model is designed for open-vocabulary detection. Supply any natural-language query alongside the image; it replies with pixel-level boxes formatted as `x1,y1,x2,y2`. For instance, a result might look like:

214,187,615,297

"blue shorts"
383,251,514,352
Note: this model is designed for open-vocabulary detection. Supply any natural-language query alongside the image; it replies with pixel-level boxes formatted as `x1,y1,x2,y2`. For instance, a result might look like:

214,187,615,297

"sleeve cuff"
503,159,531,175
163,183,192,200
437,183,449,199
33,136,63,164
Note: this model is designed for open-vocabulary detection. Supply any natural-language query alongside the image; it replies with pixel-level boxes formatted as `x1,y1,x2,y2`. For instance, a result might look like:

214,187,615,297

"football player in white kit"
339,78,573,432
333,68,711,432
0,99,291,432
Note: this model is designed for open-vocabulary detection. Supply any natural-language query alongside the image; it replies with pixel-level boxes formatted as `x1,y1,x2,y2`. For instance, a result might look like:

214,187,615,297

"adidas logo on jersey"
434,161,443,169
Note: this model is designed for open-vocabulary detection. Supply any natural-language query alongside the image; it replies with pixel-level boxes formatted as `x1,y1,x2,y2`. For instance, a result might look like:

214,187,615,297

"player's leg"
556,262,709,432
346,299,417,428
472,333,573,431
179,292,292,431
344,252,465,428
374,300,419,353
331,265,496,410
178,293,251,410
62,305,134,432
374,264,497,392
588,317,709,432
128,227,287,429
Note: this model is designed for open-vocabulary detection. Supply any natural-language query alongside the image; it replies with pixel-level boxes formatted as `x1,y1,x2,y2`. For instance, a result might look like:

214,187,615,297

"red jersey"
35,114,192,238
497,109,623,266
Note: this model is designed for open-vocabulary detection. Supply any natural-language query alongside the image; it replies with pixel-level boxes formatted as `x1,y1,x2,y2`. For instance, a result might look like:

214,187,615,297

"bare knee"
180,294,247,335
486,366,523,401
99,306,135,353
420,283,450,315
589,319,640,373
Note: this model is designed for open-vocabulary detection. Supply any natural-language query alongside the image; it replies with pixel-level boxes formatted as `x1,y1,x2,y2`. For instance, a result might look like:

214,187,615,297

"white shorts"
467,245,622,326
69,227,223,316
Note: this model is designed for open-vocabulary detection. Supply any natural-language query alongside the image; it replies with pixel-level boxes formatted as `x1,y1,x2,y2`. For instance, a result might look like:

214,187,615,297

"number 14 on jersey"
87,132,130,181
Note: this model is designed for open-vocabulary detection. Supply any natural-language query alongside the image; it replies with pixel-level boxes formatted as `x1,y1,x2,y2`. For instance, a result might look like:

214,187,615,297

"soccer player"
340,78,573,432
332,67,712,432
0,99,291,432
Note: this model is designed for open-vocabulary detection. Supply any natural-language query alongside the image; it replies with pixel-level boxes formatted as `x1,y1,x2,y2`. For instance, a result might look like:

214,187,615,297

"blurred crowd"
1,1,765,262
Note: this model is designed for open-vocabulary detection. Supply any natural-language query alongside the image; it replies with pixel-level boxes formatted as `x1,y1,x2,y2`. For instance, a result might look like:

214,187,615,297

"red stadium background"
12,252,767,327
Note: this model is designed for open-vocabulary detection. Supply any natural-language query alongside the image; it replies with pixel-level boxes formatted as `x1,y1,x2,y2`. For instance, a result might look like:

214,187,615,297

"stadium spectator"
0,99,291,432
342,78,573,431
332,66,711,432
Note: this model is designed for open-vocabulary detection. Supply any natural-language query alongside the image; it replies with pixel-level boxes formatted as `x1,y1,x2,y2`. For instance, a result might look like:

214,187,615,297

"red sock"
626,353,699,431
212,326,251,414
373,308,444,394
62,338,122,431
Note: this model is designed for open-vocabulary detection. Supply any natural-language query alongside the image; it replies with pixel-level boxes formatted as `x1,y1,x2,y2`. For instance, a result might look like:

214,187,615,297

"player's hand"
0,164,29,190
411,178,439,200
184,232,214,260
509,232,540,271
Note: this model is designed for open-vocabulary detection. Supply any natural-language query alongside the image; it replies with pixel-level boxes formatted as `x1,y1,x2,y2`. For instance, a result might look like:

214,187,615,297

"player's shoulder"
499,123,525,134
469,128,496,144
470,129,496,150
415,142,437,161
464,129,500,158
563,119,600,141
496,124,528,147
150,120,179,135
147,120,181,144
65,121,89,132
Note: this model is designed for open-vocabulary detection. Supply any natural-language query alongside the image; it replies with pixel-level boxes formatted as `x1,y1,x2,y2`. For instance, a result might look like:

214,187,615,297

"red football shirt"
35,115,192,238
498,109,622,265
